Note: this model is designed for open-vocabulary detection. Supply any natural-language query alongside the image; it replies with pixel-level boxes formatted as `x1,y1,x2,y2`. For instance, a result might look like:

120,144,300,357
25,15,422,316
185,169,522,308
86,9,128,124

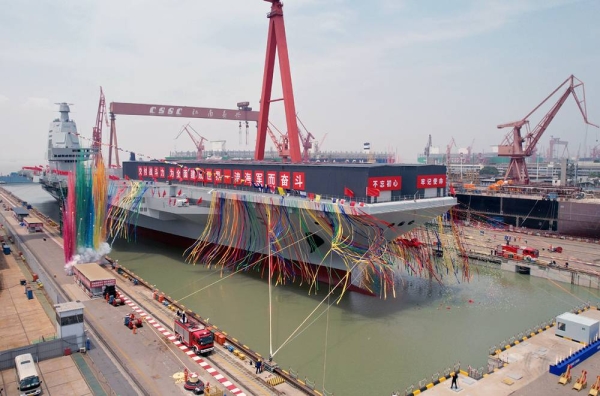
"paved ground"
422,309,600,396
0,355,93,396
0,188,301,396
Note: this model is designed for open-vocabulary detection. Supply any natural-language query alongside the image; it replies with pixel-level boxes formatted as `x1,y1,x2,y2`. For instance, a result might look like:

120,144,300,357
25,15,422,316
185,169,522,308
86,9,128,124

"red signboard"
254,171,265,186
279,172,291,189
130,164,311,191
292,172,305,190
266,171,277,187
233,170,242,185
416,174,447,188
243,170,252,186
223,169,232,184
110,102,259,122
367,176,402,191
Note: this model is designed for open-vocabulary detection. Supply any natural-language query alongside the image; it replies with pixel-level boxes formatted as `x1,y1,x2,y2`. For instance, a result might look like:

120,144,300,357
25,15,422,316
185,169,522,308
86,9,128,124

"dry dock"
416,308,600,396
1,187,307,395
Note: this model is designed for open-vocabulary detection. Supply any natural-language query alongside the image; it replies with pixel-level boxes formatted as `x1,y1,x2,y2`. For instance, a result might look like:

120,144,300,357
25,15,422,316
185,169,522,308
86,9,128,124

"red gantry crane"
255,0,302,163
92,87,109,165
497,75,598,184
176,123,208,160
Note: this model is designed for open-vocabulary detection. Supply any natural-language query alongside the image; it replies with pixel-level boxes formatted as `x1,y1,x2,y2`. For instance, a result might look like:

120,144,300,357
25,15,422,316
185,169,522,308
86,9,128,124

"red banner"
416,174,447,188
367,176,402,191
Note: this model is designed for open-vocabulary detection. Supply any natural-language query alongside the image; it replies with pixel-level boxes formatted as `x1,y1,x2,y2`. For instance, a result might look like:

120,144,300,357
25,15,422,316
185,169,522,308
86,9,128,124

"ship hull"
455,193,600,238
108,180,456,294
129,224,372,295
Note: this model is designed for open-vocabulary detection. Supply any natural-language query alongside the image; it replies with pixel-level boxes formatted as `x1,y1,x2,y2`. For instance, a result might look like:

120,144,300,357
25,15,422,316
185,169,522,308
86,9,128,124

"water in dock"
5,184,600,395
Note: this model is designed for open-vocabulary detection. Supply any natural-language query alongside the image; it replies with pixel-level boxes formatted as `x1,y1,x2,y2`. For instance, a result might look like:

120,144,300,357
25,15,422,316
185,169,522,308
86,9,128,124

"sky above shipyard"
0,0,599,174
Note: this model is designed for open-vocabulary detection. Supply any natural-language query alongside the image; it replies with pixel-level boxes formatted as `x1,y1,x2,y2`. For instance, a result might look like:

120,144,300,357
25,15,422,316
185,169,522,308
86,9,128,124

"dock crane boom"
497,75,598,184
92,87,108,165
175,123,208,160
424,134,432,164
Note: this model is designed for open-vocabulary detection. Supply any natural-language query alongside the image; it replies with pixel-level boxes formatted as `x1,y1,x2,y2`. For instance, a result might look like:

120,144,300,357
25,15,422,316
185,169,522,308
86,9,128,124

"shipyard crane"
497,75,599,184
296,115,315,162
424,134,432,164
267,122,290,160
446,137,456,166
547,136,569,161
314,133,328,154
591,144,600,160
175,123,208,160
92,87,109,165
467,138,475,163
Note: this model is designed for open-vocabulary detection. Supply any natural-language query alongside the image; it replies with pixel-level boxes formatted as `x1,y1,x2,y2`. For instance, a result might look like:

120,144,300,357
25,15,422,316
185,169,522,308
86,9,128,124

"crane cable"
270,249,369,359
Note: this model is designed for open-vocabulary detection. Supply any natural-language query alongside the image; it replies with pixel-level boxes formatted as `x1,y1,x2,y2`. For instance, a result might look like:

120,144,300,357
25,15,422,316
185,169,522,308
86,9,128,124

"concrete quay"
415,308,600,396
0,187,306,395
0,190,305,396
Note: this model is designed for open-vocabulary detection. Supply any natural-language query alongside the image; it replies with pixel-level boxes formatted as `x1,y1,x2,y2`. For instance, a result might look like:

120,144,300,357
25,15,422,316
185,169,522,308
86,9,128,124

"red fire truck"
174,317,214,355
495,244,539,261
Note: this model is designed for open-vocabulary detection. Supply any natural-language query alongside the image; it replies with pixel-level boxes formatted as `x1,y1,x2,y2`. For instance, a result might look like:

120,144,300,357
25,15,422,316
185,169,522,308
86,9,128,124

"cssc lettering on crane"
149,106,183,116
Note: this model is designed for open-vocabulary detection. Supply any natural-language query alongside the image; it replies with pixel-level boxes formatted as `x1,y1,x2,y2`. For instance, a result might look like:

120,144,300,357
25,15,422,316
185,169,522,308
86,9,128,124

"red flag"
162,190,166,197
177,189,182,196
124,175,130,180
307,192,315,200
344,187,355,198
196,197,203,204
151,189,155,196
366,187,380,197
449,185,456,196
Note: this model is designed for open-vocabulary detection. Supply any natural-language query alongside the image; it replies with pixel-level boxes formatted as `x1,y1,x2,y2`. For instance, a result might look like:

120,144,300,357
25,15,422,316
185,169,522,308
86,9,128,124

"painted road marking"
123,297,246,396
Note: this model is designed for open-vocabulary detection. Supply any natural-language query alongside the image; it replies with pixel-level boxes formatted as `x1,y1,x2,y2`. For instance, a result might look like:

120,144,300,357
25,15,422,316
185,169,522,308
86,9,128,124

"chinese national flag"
124,175,130,180
366,187,380,197
177,189,182,196
344,187,355,198
449,185,456,196
162,190,166,197
196,197,203,204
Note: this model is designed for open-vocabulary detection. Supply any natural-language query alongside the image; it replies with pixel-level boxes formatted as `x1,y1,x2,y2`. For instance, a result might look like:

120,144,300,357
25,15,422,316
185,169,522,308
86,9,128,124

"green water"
109,237,599,395
6,184,600,395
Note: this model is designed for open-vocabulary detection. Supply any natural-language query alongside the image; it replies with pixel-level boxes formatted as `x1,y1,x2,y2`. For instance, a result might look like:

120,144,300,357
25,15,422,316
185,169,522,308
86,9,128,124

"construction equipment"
424,135,432,164
446,137,456,166
547,136,569,161
314,133,328,154
255,0,302,163
497,75,598,184
574,370,588,391
559,364,572,384
296,115,315,162
92,87,109,165
267,122,290,161
175,124,208,160
589,375,600,396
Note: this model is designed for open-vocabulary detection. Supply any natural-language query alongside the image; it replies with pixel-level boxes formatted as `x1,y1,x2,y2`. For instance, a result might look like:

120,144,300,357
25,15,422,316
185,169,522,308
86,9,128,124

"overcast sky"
1,0,599,174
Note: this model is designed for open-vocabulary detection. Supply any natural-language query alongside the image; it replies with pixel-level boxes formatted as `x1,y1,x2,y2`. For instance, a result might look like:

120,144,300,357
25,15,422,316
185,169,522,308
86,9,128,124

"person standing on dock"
255,359,262,374
451,372,458,389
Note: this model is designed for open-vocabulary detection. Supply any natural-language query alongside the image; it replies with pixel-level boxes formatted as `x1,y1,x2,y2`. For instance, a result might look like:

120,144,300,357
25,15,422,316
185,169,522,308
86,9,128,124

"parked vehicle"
15,353,42,396
174,317,214,355
496,244,540,262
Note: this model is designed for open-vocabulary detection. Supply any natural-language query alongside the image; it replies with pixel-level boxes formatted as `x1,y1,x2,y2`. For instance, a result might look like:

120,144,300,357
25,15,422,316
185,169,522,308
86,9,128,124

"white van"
15,353,42,395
